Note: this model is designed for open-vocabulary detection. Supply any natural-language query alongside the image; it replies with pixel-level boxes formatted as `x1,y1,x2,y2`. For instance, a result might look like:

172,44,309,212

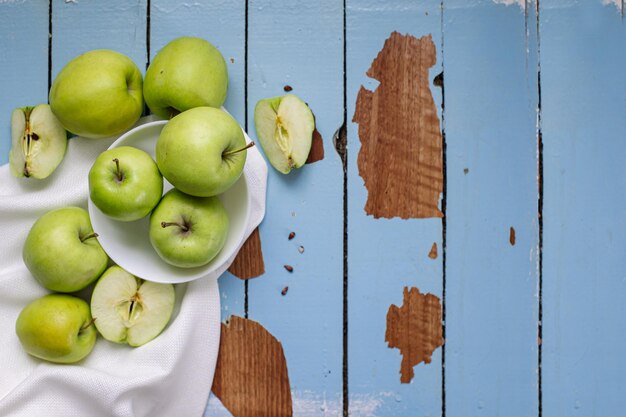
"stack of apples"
12,34,317,365
14,37,252,364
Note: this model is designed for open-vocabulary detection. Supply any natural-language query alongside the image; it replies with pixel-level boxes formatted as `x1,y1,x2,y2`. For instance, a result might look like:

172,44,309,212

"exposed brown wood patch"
428,242,438,259
305,127,325,164
228,227,265,279
385,287,444,383
305,110,324,165
353,32,444,219
509,226,516,246
212,316,292,417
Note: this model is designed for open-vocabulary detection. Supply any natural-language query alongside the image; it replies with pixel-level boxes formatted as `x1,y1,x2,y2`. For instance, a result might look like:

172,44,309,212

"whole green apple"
156,107,250,197
149,189,229,268
89,146,163,221
49,50,143,138
15,294,97,364
23,207,108,292
143,37,228,119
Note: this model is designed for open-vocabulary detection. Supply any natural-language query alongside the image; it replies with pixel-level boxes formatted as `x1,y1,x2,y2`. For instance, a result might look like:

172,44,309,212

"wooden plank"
347,1,443,415
443,1,540,415
150,0,246,319
244,0,345,413
0,1,49,163
51,1,147,81
212,316,292,417
540,1,626,415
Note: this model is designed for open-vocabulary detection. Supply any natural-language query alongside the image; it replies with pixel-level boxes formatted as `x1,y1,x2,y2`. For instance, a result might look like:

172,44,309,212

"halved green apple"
90,266,175,347
9,104,67,179
254,94,314,174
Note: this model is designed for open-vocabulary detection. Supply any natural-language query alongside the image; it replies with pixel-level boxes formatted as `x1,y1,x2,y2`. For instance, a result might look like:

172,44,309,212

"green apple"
143,37,228,119
156,107,251,197
89,146,163,221
149,189,229,268
254,94,315,174
15,294,97,364
90,266,175,347
9,104,67,179
23,207,108,292
49,50,143,138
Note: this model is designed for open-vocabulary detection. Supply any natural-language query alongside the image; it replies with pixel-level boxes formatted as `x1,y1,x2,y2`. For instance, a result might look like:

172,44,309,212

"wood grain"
228,227,265,280
347,2,444,412
541,1,626,414
305,127,324,164
428,242,438,259
385,287,443,384
212,316,292,417
245,0,344,410
0,1,48,165
443,2,540,414
353,32,443,219
305,110,324,165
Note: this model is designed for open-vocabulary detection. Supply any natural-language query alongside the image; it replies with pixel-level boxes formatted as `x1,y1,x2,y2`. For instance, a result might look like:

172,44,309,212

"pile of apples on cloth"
0,35,315,416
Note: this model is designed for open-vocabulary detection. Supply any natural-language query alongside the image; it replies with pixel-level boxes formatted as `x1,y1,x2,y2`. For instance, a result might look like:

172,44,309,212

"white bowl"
88,120,251,284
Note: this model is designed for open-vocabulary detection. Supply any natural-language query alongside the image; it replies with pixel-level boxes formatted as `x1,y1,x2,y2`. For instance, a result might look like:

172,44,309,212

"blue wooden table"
1,1,625,416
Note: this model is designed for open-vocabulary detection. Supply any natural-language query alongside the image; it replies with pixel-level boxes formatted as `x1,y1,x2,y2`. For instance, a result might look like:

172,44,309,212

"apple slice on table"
89,146,163,222
15,294,97,364
91,266,175,347
9,104,67,179
254,94,315,174
149,189,229,268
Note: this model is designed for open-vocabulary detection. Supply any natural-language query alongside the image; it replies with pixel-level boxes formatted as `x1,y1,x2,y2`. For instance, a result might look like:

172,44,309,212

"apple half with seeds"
9,104,67,179
91,266,175,347
254,94,314,174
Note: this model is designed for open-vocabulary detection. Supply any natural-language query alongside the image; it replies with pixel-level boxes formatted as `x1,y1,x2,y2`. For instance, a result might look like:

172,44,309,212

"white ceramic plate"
88,120,251,283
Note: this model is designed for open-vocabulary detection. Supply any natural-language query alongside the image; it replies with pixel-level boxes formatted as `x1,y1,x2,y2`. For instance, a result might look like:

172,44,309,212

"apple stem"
80,317,97,332
80,232,99,242
112,158,124,182
161,221,190,232
222,141,255,157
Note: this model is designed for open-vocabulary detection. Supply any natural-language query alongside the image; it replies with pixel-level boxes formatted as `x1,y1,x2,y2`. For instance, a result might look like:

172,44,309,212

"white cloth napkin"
0,117,267,417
